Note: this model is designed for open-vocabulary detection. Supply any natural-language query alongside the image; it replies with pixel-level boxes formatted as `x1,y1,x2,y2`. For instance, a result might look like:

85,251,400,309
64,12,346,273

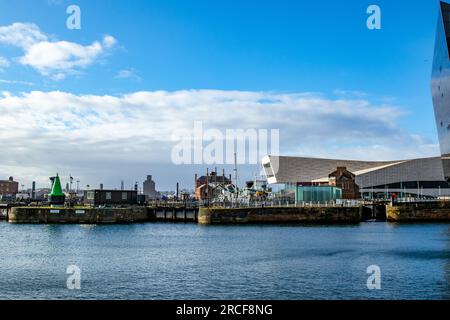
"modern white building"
261,155,450,198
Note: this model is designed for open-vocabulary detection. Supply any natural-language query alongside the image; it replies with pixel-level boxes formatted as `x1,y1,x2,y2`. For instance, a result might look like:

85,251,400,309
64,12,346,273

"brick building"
328,167,360,200
195,170,232,201
0,177,19,196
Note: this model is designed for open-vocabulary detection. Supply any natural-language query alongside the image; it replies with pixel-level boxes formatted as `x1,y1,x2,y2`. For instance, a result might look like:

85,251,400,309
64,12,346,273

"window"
106,192,112,200
122,192,127,200
87,191,94,200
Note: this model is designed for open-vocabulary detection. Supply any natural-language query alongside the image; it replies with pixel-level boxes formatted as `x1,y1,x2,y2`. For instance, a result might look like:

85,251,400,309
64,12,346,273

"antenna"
234,152,238,201
69,175,73,193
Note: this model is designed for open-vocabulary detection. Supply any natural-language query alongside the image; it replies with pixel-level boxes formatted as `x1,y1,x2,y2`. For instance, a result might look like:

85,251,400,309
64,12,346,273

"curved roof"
262,155,445,187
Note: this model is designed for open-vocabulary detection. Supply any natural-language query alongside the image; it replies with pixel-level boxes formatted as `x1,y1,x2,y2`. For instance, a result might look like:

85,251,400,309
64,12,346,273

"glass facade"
295,186,342,203
432,2,450,180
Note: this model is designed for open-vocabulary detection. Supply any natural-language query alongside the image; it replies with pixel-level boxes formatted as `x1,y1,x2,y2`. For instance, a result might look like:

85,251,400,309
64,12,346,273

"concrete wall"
198,206,361,224
9,207,149,224
387,202,450,222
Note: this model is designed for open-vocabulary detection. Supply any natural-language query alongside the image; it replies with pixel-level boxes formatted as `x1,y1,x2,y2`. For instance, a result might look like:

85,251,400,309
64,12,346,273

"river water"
0,221,449,300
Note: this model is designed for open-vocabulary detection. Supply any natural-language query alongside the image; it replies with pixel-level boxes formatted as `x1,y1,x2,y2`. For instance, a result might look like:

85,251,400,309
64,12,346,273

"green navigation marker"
48,174,65,205
49,174,64,196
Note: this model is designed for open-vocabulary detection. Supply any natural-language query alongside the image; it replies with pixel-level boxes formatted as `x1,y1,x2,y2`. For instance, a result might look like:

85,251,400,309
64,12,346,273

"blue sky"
0,0,445,189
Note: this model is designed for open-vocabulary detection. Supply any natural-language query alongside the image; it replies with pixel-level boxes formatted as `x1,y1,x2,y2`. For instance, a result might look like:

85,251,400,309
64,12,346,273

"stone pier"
387,202,450,222
198,206,361,225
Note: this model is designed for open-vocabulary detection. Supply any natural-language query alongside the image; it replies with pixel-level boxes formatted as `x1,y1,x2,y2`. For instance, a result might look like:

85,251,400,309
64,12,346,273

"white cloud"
103,35,117,48
0,79,34,86
0,90,439,189
0,22,47,49
0,22,116,80
0,56,10,71
115,69,141,80
333,89,368,98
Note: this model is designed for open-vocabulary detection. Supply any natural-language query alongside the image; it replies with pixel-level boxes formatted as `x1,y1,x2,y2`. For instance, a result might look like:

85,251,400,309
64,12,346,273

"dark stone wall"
198,206,361,224
9,207,148,224
387,202,450,222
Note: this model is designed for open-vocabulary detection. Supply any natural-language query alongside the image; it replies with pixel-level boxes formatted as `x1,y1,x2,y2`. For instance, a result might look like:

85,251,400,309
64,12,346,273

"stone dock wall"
11,203,450,224
198,206,361,225
9,207,149,224
387,202,450,222
8,206,198,224
9,206,360,225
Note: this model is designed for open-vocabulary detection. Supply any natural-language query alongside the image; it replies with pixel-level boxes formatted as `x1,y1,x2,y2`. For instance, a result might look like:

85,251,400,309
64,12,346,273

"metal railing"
200,200,363,208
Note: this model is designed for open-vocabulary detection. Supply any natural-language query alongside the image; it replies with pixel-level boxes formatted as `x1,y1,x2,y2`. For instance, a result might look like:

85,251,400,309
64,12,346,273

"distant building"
84,189,137,206
262,156,450,199
143,175,158,199
34,188,52,201
196,184,215,201
15,193,31,201
195,171,231,189
195,170,232,201
328,167,360,200
0,177,19,196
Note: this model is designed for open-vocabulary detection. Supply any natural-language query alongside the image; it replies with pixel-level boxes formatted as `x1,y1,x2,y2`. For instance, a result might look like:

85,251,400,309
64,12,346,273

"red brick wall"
0,181,19,195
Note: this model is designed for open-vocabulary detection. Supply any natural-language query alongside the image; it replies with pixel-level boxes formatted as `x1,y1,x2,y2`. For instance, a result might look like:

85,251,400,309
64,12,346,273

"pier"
387,201,450,222
5,201,450,224
198,206,361,224
7,205,199,224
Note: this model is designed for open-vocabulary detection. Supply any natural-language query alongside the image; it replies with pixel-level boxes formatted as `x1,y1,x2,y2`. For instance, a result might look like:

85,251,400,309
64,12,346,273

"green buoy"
48,174,65,205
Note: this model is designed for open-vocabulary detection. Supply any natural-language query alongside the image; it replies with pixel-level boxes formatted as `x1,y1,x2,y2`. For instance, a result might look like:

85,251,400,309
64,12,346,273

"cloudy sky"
0,0,443,190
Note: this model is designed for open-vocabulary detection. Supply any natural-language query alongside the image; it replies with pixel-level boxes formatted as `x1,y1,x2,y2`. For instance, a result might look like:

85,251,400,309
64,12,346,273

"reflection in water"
0,221,449,300
442,226,450,299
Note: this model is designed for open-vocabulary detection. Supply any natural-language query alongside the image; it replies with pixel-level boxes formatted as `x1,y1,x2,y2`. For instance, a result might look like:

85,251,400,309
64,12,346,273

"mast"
234,152,238,201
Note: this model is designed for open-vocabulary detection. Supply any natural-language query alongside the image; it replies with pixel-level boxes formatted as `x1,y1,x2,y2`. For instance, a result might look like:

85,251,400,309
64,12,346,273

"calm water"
0,221,450,300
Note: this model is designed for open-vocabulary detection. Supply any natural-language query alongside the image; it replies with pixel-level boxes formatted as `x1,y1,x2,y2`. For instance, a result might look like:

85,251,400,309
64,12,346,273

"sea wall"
198,206,361,225
9,207,149,224
387,202,450,222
